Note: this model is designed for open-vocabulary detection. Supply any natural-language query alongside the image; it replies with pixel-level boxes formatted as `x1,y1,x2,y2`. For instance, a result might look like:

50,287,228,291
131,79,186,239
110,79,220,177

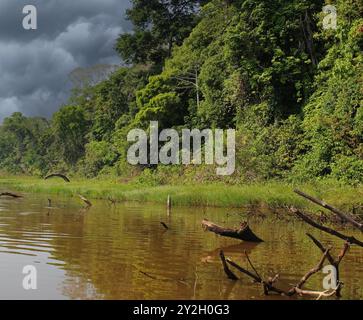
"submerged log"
0,192,23,198
44,173,70,182
202,219,263,242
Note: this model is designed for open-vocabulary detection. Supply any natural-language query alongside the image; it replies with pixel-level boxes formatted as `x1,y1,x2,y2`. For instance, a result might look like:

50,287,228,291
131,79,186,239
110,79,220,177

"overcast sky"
0,0,131,122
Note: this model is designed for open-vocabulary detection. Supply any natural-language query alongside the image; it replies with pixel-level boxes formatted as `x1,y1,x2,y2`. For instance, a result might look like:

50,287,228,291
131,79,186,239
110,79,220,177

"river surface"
0,193,361,300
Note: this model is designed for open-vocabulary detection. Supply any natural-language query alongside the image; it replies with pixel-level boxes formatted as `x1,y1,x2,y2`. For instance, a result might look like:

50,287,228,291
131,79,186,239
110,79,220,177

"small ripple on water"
18,211,39,216
0,249,37,257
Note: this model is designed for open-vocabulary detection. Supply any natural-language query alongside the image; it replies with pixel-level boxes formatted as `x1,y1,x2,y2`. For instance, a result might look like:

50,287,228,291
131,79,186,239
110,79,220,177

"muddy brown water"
0,194,361,300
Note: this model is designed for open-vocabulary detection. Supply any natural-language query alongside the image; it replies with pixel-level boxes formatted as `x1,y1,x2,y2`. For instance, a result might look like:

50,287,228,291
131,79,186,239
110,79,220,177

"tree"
0,112,50,174
69,64,119,88
52,105,89,166
115,0,208,66
89,66,151,141
293,0,363,182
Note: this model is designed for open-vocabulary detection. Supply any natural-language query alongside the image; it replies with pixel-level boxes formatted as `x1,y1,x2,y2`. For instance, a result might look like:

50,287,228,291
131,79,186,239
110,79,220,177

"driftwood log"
44,173,70,182
294,189,363,232
0,192,23,198
202,219,263,242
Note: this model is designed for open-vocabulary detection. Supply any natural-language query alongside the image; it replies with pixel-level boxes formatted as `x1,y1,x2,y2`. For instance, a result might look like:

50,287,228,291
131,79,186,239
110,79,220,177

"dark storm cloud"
0,0,131,122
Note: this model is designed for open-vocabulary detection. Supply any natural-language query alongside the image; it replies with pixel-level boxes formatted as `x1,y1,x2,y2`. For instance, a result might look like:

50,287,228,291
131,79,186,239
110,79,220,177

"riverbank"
1,176,362,215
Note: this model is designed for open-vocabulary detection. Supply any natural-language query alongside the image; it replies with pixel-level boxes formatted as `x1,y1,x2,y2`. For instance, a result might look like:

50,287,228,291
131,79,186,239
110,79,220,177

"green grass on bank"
1,175,363,214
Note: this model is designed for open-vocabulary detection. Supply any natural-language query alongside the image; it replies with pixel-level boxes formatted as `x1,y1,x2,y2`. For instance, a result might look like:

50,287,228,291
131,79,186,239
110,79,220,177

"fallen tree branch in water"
306,233,349,297
225,255,286,295
160,221,169,230
219,250,238,280
244,250,262,281
294,189,363,232
294,286,341,300
289,207,363,247
78,194,92,208
0,192,23,198
108,197,116,205
287,248,330,296
221,246,341,299
202,219,263,242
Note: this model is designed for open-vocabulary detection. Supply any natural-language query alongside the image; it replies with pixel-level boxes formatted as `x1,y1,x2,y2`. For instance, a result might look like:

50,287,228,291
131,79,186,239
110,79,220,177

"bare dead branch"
294,285,341,300
225,257,261,283
336,241,350,265
224,245,342,299
0,192,23,198
160,221,169,230
244,250,262,280
44,173,70,182
219,250,238,280
295,249,329,290
294,189,363,231
290,207,363,247
306,232,350,297
202,219,263,242
226,256,286,295
78,194,92,207
306,233,335,264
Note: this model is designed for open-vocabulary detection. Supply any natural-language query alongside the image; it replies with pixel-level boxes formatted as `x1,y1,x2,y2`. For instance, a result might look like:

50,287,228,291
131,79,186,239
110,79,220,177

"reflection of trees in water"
62,275,103,300
0,198,362,299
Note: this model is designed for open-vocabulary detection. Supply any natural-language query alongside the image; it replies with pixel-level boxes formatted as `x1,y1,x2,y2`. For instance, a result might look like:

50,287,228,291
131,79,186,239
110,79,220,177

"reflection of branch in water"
78,194,92,208
220,278,237,300
193,267,198,299
134,266,190,287
108,197,117,206
78,206,91,214
135,263,236,290
277,235,287,245
201,242,259,263
0,192,23,198
244,250,262,281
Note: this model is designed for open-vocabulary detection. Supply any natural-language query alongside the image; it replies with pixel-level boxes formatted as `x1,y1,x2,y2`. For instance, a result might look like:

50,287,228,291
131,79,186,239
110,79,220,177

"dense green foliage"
116,0,209,66
0,0,362,184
